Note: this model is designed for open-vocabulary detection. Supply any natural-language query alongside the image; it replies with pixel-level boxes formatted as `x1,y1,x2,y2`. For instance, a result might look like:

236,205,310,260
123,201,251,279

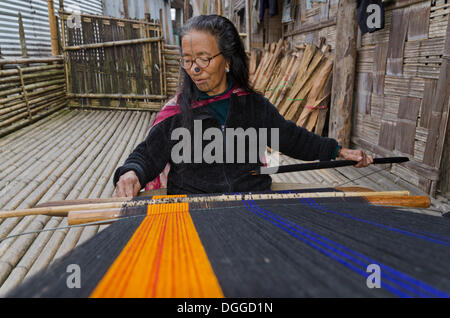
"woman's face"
181,30,229,96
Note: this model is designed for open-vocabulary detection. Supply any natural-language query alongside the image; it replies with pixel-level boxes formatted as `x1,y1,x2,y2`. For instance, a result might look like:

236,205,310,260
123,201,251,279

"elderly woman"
113,15,372,197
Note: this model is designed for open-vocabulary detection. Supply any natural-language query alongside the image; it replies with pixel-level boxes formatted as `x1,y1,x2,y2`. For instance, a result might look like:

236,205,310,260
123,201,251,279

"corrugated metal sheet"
0,0,102,58
103,0,174,44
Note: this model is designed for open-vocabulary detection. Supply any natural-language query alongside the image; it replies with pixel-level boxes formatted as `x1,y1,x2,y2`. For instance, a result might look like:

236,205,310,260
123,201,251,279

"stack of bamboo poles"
0,57,67,138
250,39,333,135
164,44,181,98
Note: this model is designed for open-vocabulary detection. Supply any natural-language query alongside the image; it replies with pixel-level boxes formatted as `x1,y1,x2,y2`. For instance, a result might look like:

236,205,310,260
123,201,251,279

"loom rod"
0,191,411,219
252,157,409,175
65,194,430,226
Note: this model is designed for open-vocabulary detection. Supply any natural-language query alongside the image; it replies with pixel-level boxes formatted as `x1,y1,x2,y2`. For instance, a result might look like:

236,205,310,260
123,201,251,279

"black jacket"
113,92,338,194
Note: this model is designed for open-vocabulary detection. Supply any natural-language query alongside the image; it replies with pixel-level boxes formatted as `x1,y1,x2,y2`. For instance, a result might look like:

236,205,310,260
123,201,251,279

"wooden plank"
378,120,396,151
397,96,421,121
328,0,358,147
423,14,450,169
386,8,410,76
372,42,388,95
407,1,431,41
355,72,372,115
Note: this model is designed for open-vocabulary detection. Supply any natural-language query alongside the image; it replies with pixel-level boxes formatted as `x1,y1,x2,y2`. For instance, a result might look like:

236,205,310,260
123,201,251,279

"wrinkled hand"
338,148,373,168
114,170,141,198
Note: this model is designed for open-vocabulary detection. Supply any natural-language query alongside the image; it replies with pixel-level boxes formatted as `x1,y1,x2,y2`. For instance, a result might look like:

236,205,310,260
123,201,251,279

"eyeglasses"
179,52,222,70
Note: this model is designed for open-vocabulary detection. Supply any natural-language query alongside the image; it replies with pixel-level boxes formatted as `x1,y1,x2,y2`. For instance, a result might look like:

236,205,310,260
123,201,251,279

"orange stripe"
90,195,224,298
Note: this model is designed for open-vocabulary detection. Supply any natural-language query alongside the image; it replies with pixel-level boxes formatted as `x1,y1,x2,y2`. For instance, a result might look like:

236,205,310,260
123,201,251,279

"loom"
3,185,450,298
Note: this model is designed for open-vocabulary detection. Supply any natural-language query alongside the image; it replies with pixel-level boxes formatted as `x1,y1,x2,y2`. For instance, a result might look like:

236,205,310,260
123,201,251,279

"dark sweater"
113,91,338,194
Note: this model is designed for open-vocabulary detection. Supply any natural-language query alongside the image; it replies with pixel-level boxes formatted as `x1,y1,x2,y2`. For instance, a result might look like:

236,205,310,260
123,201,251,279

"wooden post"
163,2,170,44
434,14,450,198
59,0,64,11
228,0,233,19
18,12,28,58
328,0,358,148
217,0,223,15
184,0,191,23
245,0,251,52
47,0,59,55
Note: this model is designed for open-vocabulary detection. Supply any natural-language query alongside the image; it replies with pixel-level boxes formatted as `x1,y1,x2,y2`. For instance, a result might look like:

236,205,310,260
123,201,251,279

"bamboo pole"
184,0,191,23
0,57,63,66
47,0,59,56
245,0,251,52
64,37,163,51
0,64,63,77
66,93,167,100
58,11,160,27
14,66,32,120
18,12,28,58
0,191,412,219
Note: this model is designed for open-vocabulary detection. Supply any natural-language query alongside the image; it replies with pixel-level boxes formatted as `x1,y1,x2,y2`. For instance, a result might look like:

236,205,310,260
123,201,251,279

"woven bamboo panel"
354,0,449,195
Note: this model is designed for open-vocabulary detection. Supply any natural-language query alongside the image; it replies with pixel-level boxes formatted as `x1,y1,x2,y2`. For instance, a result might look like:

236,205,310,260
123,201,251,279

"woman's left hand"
338,147,374,168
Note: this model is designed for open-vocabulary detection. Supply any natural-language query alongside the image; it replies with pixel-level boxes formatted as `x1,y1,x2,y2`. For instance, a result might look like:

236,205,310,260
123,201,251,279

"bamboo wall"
250,0,449,197
284,0,338,50
0,57,67,138
352,0,450,196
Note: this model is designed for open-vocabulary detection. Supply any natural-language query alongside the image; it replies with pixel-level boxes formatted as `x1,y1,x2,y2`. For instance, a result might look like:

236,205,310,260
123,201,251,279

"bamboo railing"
0,58,67,138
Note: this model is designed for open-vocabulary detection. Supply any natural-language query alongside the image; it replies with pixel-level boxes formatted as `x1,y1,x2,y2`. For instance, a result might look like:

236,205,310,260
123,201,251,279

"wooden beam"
63,37,163,51
184,0,191,23
217,0,223,15
436,14,450,197
245,0,251,52
284,18,337,38
328,0,358,147
18,12,28,58
67,93,167,100
47,0,59,55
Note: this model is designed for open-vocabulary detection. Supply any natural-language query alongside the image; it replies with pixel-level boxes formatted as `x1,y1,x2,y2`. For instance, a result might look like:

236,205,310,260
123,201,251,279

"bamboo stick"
0,64,63,77
58,11,160,27
0,57,63,66
18,12,28,58
64,37,163,51
66,93,166,100
15,66,32,120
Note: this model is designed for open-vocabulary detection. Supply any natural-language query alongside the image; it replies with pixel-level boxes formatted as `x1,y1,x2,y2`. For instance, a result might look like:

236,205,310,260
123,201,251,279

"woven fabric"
8,191,450,298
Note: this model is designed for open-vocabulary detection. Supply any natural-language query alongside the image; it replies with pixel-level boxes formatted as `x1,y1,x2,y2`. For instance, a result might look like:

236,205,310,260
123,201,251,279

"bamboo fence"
0,58,67,138
59,11,166,110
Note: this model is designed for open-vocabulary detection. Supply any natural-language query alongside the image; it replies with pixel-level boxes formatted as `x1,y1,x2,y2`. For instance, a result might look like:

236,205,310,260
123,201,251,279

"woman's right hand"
114,170,141,198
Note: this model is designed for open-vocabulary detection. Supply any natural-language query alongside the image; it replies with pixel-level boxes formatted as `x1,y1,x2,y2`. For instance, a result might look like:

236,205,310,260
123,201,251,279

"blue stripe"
282,190,450,246
239,197,411,298
238,194,450,297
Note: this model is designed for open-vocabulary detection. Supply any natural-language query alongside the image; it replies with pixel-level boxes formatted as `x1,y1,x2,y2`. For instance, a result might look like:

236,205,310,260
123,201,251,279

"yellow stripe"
90,195,224,298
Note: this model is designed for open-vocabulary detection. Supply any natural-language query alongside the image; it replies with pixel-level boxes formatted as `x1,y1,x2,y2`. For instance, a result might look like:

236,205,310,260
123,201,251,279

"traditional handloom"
1,159,450,298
